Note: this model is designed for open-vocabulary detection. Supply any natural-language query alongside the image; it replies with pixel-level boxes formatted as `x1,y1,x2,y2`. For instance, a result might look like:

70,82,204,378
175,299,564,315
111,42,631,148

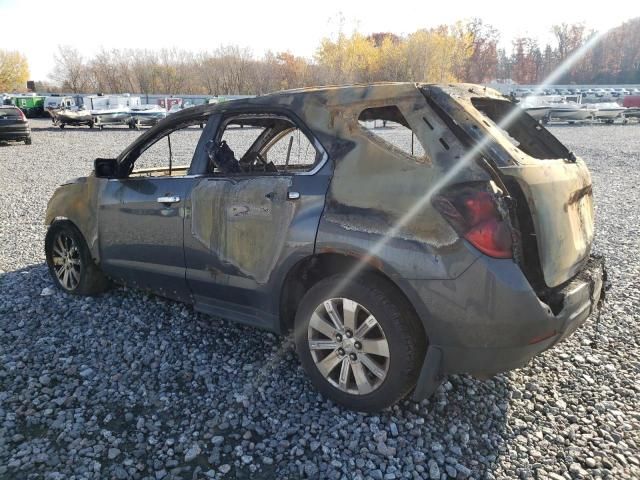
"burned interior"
207,114,320,175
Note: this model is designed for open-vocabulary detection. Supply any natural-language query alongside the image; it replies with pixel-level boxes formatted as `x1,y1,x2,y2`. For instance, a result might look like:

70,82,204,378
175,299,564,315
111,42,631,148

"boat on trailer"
522,105,552,121
549,102,595,122
588,102,627,123
56,107,94,128
45,96,77,124
83,94,140,129
128,104,167,129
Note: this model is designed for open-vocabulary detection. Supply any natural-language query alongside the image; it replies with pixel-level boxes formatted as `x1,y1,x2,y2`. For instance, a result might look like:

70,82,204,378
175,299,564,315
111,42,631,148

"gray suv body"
45,83,605,411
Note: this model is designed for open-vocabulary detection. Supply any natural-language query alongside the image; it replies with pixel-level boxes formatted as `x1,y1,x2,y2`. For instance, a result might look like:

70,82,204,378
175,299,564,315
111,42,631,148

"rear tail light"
433,183,513,258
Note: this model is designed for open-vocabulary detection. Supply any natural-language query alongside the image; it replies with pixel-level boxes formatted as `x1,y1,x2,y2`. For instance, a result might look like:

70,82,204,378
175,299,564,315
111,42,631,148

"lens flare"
323,30,606,300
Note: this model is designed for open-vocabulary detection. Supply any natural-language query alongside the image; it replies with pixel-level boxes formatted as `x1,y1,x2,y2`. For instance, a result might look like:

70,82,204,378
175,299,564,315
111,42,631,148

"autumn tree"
316,32,380,84
0,50,30,92
43,17,640,94
405,26,471,82
463,19,500,83
511,37,543,84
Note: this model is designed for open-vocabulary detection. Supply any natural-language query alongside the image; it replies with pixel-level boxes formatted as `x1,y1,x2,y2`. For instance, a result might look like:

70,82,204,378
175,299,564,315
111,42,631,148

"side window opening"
263,128,317,169
221,122,267,160
130,119,205,177
209,115,320,175
470,98,571,160
358,106,426,160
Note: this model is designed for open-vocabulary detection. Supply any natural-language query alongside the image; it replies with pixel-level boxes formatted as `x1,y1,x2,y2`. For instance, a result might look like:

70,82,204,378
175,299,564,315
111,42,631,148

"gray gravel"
1,119,639,479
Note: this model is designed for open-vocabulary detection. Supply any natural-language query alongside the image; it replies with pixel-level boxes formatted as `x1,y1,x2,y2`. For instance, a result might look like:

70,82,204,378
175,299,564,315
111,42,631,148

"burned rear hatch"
422,85,595,288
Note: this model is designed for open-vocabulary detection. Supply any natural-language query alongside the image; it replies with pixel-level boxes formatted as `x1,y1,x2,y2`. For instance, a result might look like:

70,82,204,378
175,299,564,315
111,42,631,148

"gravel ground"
0,119,638,480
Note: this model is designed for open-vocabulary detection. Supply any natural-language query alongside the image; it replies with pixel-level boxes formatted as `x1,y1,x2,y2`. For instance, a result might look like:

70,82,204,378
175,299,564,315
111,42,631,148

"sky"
0,0,638,81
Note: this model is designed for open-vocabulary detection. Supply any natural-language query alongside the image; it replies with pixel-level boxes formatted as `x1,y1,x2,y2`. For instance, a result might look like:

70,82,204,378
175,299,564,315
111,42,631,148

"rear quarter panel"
305,85,487,281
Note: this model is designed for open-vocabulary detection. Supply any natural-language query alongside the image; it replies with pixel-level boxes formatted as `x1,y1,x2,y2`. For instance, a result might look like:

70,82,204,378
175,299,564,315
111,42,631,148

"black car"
0,106,31,145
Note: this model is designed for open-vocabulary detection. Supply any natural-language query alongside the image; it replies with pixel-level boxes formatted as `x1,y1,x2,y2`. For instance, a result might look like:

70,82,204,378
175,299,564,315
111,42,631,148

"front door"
99,176,194,301
98,119,208,301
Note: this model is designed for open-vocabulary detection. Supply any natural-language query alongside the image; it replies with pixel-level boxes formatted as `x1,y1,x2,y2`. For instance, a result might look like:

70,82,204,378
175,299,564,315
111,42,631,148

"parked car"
43,83,605,412
0,106,31,145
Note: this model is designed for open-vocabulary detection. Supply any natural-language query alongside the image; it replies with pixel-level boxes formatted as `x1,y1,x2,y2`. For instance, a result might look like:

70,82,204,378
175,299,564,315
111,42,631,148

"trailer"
11,94,46,118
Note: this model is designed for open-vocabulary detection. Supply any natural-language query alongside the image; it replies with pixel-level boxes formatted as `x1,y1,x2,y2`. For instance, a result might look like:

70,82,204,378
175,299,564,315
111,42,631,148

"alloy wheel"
51,232,82,290
307,298,390,395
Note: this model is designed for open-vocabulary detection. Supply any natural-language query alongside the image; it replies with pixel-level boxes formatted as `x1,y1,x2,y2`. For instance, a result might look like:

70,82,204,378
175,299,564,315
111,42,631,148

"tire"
294,274,426,412
24,137,32,145
59,124,65,129
45,221,110,295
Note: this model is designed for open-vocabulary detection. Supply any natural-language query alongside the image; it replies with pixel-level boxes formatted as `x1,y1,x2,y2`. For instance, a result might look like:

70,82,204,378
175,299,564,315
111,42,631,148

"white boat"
522,105,552,121
518,96,553,121
83,94,141,129
549,102,595,121
45,96,76,123
91,107,131,128
128,104,167,128
56,107,94,128
588,102,626,121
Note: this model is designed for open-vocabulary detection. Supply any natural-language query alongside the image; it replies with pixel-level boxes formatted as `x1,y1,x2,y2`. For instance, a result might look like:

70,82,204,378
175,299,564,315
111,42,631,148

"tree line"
2,17,638,95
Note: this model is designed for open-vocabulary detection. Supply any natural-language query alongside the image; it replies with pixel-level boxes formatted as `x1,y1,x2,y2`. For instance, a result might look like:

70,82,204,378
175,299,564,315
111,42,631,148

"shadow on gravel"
0,264,512,479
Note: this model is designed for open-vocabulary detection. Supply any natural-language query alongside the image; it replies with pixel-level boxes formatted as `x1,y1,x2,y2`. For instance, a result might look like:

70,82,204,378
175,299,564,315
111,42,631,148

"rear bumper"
412,254,606,400
0,125,30,141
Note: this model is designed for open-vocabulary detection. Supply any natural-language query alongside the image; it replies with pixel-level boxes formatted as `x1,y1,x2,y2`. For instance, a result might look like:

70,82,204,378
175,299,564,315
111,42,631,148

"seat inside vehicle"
208,115,319,175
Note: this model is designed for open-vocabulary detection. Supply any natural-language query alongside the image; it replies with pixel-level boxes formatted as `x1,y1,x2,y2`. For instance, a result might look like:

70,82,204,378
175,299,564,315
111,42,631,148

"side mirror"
94,158,118,178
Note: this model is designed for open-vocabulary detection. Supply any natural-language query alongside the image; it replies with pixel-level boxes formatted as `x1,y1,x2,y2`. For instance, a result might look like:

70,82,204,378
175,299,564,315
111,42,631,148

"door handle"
157,196,181,204
287,191,300,200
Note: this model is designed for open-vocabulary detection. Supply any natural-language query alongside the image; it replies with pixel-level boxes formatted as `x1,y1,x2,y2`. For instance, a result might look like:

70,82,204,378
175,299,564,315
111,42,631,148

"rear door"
183,111,331,328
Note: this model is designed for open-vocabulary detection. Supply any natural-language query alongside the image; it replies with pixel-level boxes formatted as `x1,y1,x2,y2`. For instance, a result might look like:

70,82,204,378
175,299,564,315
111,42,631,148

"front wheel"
45,221,110,295
24,137,32,145
294,274,425,412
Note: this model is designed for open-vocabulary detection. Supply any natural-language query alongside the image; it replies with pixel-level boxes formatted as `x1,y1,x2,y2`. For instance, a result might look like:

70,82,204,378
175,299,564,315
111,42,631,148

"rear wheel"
45,221,110,295
59,123,65,129
294,274,425,412
24,137,32,145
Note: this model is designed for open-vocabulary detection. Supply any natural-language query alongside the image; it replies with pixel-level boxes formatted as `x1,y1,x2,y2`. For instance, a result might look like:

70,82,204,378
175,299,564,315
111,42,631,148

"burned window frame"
116,110,214,178
126,118,207,178
357,105,427,162
207,111,326,177
470,97,572,161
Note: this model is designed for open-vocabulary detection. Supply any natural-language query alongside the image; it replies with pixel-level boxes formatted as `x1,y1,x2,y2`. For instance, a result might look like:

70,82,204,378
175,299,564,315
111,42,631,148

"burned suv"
44,83,605,412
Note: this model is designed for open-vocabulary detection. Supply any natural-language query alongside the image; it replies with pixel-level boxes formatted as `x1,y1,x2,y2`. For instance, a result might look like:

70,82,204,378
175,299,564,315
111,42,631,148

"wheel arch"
278,251,430,342
45,179,101,263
